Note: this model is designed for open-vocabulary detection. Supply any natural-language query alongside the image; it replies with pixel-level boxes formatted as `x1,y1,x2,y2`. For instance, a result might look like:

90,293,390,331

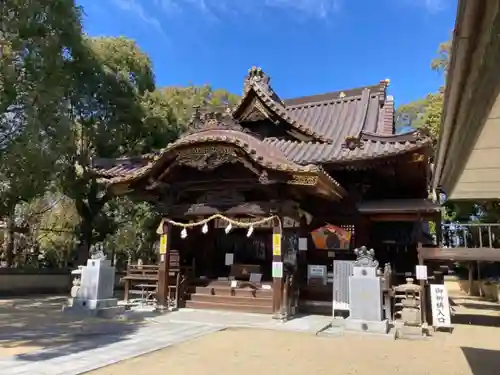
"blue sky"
78,0,457,106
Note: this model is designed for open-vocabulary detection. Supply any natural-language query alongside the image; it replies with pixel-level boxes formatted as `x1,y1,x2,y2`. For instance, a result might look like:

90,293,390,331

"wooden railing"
440,223,500,249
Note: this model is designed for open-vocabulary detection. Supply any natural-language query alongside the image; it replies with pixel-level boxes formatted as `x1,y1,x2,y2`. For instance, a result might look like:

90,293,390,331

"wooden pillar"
417,242,428,325
416,214,428,326
297,217,309,284
272,216,284,318
157,222,172,308
468,262,474,295
435,212,443,247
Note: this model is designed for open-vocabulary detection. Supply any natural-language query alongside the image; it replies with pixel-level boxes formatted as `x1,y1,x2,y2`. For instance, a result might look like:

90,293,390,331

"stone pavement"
0,306,333,375
156,308,333,333
0,321,221,375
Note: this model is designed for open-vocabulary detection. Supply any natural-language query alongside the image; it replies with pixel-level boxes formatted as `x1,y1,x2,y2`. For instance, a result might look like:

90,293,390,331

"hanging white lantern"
225,222,232,234
202,223,208,234
180,228,188,239
246,226,254,237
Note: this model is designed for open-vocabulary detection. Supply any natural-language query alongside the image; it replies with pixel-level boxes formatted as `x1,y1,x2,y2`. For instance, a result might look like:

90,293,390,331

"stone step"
192,279,273,288
189,286,273,298
184,300,274,314
298,299,332,316
188,293,273,306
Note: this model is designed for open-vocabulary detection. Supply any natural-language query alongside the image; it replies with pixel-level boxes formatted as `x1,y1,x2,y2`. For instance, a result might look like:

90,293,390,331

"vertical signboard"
430,284,452,329
332,260,355,314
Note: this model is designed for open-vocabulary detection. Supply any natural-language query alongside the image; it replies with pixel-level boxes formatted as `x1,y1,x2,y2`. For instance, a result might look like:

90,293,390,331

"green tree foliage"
159,85,240,126
103,198,160,268
55,35,180,264
431,40,452,75
0,0,83,265
395,40,451,144
35,195,79,267
0,1,241,267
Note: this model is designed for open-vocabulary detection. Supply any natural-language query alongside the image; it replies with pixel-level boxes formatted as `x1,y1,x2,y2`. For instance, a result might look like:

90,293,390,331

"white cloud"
407,0,448,13
264,0,341,18
125,0,342,22
423,0,447,12
112,0,167,35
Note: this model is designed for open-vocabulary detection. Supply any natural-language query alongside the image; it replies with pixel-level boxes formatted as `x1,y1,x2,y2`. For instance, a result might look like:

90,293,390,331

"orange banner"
311,224,352,250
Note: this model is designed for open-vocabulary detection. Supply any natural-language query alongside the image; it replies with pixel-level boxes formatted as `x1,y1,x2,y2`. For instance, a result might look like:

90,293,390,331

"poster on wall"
272,233,281,256
159,234,168,254
311,224,352,250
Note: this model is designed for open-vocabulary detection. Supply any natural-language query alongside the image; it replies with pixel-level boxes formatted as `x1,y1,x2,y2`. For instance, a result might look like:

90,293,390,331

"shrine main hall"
94,67,438,317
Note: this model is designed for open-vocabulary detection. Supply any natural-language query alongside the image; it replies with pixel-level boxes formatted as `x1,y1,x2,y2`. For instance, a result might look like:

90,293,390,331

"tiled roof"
92,154,156,177
94,129,345,196
93,69,429,182
234,68,395,146
263,130,430,165
170,129,309,171
234,68,333,143
93,130,429,186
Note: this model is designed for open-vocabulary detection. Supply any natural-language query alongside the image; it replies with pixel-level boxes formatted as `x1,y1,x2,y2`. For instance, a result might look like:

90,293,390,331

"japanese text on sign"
159,234,168,254
430,284,452,328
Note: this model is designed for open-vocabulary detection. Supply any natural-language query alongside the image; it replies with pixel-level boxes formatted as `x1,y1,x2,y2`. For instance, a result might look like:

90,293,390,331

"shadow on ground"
461,347,500,375
0,295,146,361
452,313,500,327
448,294,500,328
459,302,500,311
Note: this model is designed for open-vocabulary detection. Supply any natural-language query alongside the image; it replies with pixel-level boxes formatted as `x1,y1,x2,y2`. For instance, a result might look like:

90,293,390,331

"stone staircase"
184,280,274,314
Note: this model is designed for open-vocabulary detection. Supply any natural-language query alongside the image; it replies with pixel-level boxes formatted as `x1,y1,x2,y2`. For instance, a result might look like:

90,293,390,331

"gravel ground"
90,287,500,375
2,288,500,375
88,326,500,375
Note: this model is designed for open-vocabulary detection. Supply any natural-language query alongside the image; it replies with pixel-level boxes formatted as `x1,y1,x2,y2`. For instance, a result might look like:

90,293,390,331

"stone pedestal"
344,246,389,335
64,258,124,318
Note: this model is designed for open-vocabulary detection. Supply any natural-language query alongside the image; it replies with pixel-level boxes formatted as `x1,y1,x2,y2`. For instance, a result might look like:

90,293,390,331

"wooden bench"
122,264,159,302
122,253,195,306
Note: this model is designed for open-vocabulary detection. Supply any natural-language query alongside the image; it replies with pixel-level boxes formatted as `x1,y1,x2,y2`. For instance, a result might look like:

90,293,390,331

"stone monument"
64,247,124,318
344,246,389,334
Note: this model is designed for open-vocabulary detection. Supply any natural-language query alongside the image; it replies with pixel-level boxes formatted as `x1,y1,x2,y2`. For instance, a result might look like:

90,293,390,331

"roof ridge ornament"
342,135,364,151
183,107,250,136
243,66,276,98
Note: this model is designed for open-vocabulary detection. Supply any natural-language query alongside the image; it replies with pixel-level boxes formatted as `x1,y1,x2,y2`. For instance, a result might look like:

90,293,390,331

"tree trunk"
5,216,15,267
76,218,93,266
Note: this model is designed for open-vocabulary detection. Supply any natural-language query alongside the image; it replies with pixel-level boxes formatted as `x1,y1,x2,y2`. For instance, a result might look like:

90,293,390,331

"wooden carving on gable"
174,144,263,176
196,189,245,205
239,97,273,122
175,145,239,171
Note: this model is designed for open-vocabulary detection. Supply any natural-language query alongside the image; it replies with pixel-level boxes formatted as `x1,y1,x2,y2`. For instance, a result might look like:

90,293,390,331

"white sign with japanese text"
416,265,428,280
332,260,355,312
430,284,452,328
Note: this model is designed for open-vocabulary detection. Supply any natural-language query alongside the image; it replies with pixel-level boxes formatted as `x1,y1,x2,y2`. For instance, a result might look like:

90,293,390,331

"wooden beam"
272,216,284,318
167,179,282,192
158,200,300,219
369,213,436,222
157,222,171,309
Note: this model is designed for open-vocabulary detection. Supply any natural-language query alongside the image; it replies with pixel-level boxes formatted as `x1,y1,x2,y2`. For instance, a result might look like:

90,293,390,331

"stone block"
344,318,389,334
349,275,383,321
